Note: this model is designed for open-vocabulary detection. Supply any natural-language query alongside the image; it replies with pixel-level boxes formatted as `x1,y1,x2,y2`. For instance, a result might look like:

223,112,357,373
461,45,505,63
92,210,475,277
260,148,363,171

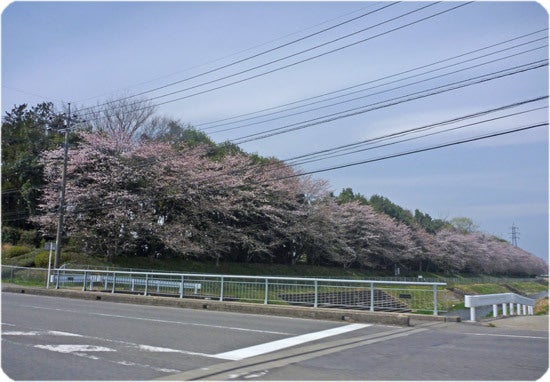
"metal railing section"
464,293,536,321
35,267,446,315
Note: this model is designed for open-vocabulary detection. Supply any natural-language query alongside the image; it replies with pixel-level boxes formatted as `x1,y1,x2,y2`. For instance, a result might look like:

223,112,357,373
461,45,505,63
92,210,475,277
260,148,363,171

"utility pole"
54,103,71,269
510,223,520,247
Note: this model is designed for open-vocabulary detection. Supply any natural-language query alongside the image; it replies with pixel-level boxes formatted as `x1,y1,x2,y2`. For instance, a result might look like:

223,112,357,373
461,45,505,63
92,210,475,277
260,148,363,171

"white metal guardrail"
40,267,447,315
464,293,535,321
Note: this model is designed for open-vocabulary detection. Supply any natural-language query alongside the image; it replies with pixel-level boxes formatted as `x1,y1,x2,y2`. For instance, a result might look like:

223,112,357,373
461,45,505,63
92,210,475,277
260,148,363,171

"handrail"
2,266,446,315
54,267,447,286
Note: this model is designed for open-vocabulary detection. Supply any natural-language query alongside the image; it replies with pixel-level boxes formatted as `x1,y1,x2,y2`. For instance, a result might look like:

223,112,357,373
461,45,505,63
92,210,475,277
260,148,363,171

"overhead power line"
73,2,391,104
75,1,402,116
196,28,549,130
277,122,547,179
205,42,547,135
285,98,548,166
232,60,548,144
76,1,471,122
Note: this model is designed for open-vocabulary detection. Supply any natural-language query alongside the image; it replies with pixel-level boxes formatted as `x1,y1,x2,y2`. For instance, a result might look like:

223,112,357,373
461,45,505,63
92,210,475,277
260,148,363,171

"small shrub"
534,297,548,315
2,245,33,258
18,230,41,247
3,251,36,267
1,226,21,245
34,251,52,268
34,251,71,268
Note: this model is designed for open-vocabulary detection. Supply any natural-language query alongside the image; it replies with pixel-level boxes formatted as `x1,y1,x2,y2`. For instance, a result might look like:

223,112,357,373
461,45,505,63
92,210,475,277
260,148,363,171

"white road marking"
4,324,217,360
155,367,182,373
138,344,183,353
229,370,269,380
34,344,116,353
47,330,83,337
138,344,215,358
3,330,82,337
18,304,292,335
7,321,373,363
214,323,371,360
464,332,548,340
3,331,42,336
3,335,183,374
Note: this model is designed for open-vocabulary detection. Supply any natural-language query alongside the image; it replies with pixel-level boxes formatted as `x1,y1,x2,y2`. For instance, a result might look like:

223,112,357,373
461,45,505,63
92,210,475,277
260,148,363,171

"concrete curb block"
406,313,461,322
1,284,459,326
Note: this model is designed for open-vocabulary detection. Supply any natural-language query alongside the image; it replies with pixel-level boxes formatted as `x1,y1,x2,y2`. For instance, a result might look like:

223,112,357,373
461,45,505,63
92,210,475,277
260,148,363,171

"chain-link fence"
2,266,48,286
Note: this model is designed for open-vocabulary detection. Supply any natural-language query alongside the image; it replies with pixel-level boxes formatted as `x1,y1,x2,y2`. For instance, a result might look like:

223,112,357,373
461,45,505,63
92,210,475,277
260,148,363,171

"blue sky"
2,1,548,261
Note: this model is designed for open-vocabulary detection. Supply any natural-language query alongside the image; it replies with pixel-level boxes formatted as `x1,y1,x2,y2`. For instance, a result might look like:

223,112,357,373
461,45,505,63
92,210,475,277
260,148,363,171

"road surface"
2,292,548,380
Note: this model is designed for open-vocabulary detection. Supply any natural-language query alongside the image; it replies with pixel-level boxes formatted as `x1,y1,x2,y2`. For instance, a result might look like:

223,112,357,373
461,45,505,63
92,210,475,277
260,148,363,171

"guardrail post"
516,304,521,315
433,284,438,315
264,278,269,305
10,267,14,283
528,305,533,315
111,272,116,294
470,306,476,321
180,275,184,299
522,305,527,315
493,304,498,318
502,303,508,316
313,280,318,308
370,282,374,312
144,273,149,296
509,302,514,315
219,276,224,302
83,271,88,291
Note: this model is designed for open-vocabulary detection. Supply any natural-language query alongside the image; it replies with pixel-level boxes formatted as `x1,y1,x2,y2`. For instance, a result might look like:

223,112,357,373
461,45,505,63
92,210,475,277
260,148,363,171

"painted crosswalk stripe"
214,323,371,361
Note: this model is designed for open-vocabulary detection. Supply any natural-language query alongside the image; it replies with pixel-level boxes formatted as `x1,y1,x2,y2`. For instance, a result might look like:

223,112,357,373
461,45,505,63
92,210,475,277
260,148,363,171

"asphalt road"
2,292,548,380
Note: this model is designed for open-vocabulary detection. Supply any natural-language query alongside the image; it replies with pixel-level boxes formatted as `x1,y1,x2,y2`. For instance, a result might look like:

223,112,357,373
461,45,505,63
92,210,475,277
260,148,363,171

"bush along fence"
2,265,447,315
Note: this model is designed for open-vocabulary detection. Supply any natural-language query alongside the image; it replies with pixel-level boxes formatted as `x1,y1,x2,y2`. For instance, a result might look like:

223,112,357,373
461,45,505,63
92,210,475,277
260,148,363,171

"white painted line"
3,324,216,359
34,344,116,353
154,367,182,373
138,344,215,358
214,323,371,361
464,332,548,340
20,304,292,335
47,330,83,337
3,331,42,336
139,344,183,353
2,330,82,337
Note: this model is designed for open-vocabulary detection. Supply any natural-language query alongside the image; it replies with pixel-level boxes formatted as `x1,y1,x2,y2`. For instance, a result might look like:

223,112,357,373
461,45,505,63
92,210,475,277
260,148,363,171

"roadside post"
45,242,55,288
